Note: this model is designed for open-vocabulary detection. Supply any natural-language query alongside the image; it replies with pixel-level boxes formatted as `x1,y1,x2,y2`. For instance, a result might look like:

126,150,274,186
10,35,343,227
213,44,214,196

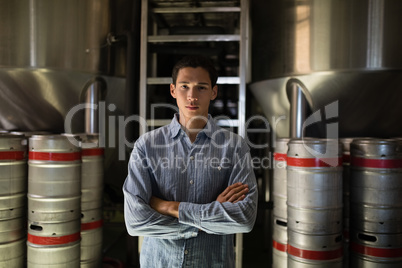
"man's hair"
171,55,218,87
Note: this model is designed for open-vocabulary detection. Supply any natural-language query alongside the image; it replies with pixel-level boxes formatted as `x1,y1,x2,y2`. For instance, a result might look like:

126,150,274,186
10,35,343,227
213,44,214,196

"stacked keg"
272,138,289,268
287,138,343,267
349,138,402,267
0,134,27,266
79,134,104,267
27,135,82,267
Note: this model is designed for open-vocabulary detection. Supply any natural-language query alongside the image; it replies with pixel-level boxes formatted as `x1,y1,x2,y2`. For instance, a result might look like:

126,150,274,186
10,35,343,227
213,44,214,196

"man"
123,55,258,267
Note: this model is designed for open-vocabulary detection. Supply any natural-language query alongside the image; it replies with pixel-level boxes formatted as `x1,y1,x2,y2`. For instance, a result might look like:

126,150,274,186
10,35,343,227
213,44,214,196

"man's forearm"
150,196,180,218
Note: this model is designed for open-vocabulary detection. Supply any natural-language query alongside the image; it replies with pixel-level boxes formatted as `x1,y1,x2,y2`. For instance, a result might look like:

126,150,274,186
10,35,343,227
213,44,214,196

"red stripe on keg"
287,157,342,167
28,232,80,245
351,156,402,168
272,239,287,252
0,151,25,160
81,220,103,231
288,244,343,260
82,148,104,156
351,241,402,258
29,151,81,161
274,153,287,162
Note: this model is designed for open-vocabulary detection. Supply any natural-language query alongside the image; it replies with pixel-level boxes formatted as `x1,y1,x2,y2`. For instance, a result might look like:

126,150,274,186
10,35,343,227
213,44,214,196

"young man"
123,55,258,267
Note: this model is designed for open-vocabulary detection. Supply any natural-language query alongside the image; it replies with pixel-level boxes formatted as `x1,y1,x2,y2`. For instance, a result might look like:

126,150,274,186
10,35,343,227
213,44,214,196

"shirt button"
190,180,194,184
189,156,194,160
184,250,188,255
218,166,222,170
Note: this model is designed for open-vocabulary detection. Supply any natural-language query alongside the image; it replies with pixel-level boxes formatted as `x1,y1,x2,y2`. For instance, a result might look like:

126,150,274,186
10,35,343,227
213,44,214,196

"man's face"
170,67,218,122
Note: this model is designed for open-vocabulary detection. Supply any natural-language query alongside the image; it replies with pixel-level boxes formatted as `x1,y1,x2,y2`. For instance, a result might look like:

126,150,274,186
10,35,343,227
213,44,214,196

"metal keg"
350,138,402,233
27,135,82,267
0,238,26,267
288,230,343,268
0,134,27,267
79,134,104,266
287,138,343,267
27,240,81,267
272,217,288,268
273,138,289,220
350,232,402,267
81,208,103,264
272,138,289,268
81,145,104,210
350,138,402,266
287,138,343,234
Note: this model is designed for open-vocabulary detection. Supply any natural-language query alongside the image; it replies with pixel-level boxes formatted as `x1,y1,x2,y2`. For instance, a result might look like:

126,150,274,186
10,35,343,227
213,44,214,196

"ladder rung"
148,34,240,42
152,7,241,13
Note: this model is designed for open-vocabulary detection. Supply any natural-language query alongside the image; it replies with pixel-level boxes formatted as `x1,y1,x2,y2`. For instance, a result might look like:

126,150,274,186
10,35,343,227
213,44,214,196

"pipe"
83,77,106,134
287,79,308,138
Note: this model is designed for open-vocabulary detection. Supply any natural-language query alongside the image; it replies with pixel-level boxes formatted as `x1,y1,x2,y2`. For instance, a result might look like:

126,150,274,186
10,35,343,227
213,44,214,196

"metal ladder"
139,1,250,267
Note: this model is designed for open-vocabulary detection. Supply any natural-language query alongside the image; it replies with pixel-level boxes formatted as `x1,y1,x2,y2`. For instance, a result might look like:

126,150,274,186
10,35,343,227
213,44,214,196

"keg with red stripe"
27,135,81,267
272,138,289,268
0,134,27,267
350,138,402,266
79,134,104,267
287,138,343,267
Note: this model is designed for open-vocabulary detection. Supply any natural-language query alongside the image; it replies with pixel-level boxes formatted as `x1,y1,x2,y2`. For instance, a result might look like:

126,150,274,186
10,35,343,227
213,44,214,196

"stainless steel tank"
250,0,402,138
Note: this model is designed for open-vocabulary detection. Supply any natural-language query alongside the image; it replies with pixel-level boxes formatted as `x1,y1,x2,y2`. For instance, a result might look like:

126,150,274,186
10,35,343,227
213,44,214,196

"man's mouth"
186,105,199,110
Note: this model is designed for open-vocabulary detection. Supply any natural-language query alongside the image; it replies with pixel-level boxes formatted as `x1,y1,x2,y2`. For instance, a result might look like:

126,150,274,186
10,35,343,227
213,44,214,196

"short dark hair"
171,55,218,87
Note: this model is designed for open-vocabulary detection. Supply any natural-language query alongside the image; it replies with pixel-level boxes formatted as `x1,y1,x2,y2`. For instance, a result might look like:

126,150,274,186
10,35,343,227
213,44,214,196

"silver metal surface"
288,81,308,138
250,0,402,138
287,139,343,234
350,138,402,233
0,238,25,267
350,232,402,267
0,0,111,72
288,230,343,268
27,240,81,267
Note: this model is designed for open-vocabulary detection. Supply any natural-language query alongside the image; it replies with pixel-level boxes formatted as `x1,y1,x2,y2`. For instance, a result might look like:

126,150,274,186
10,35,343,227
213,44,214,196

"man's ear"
211,85,218,100
170,84,176,98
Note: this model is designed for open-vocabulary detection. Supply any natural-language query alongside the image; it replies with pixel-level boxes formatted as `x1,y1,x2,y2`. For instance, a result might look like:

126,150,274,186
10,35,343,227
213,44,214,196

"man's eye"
198,87,206,90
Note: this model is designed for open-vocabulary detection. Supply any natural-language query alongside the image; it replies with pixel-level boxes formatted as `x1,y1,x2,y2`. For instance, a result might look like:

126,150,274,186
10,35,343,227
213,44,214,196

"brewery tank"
250,0,402,138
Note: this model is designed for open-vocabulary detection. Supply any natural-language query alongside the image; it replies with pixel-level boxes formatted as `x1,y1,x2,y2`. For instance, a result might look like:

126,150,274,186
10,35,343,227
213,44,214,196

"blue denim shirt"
123,114,258,267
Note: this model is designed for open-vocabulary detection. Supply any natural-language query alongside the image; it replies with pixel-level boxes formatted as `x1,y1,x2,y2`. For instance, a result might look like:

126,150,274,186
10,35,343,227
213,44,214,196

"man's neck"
179,114,208,143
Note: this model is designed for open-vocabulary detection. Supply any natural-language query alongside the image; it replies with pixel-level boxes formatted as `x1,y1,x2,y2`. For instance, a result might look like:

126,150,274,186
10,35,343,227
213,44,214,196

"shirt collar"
169,114,219,140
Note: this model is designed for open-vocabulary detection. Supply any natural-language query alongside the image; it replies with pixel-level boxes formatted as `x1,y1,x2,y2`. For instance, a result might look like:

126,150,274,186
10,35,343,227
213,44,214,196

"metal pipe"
288,79,308,138
84,78,106,134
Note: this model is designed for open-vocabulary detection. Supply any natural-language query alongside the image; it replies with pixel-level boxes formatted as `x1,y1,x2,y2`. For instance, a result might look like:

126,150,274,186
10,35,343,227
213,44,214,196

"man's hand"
150,196,179,218
216,182,249,203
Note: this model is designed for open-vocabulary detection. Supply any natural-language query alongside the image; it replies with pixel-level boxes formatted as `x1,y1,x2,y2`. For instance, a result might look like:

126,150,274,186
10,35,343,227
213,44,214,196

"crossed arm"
150,182,250,218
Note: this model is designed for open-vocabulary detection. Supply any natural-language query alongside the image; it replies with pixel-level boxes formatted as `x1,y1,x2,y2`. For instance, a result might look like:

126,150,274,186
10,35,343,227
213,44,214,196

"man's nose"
187,88,198,101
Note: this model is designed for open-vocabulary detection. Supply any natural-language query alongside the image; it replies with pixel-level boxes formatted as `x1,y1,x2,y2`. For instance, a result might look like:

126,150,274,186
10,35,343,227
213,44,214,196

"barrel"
349,138,402,266
27,135,82,267
287,138,343,267
0,238,26,267
0,134,27,267
288,230,343,268
79,134,104,266
81,209,103,267
272,217,288,268
272,138,289,267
